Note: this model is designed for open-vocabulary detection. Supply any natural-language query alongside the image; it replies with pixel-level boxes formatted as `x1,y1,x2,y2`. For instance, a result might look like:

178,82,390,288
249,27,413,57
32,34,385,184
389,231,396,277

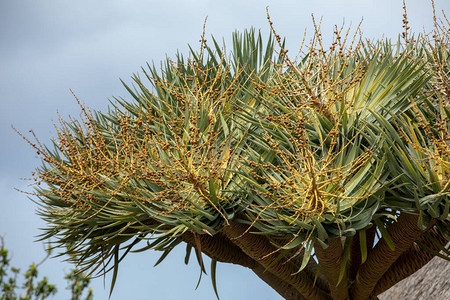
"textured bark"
252,264,308,300
222,221,331,300
269,236,330,294
181,231,305,300
314,237,349,300
287,248,330,294
378,255,450,300
181,232,254,267
349,224,377,281
351,213,429,300
372,226,448,295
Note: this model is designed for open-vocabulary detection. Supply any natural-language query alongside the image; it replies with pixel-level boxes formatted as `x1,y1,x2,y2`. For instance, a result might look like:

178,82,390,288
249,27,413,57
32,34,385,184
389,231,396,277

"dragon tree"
17,7,450,300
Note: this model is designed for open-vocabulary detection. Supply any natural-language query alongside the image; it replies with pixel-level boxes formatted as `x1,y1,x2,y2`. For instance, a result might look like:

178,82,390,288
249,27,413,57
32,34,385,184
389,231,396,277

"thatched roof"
379,256,450,300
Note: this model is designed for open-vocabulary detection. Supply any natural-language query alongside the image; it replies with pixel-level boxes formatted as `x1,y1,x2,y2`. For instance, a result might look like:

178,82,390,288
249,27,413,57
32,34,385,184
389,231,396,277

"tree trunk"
350,213,429,300
378,255,450,300
222,221,331,300
181,231,304,299
314,237,349,300
372,226,448,295
348,224,377,281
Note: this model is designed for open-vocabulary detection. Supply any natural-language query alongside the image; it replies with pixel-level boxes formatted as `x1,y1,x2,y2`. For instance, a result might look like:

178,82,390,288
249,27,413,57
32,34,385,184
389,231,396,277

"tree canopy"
17,7,450,300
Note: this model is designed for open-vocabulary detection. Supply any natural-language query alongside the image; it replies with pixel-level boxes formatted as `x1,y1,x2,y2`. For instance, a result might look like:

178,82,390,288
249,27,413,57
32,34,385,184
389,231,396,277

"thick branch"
349,224,377,281
181,232,255,267
287,248,330,294
181,232,305,300
252,264,308,300
222,221,331,300
372,225,448,296
350,213,429,300
314,237,349,300
268,235,329,293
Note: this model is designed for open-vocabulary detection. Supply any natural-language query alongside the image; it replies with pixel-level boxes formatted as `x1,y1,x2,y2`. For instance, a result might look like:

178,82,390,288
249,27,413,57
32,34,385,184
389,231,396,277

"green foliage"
0,238,93,300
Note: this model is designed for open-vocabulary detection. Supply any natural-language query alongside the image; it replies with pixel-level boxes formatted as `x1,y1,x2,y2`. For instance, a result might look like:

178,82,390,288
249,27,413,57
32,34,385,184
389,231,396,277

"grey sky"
1,1,449,299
